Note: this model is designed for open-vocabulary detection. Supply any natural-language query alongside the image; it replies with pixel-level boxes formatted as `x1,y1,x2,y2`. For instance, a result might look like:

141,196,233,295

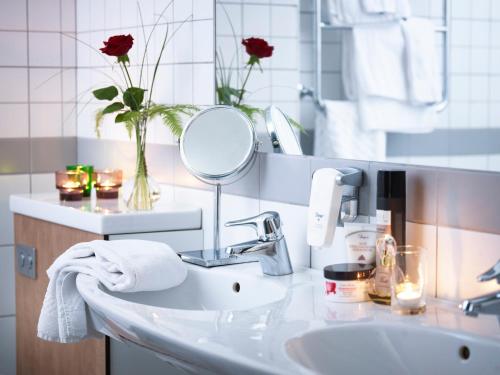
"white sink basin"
286,323,500,375
107,265,287,311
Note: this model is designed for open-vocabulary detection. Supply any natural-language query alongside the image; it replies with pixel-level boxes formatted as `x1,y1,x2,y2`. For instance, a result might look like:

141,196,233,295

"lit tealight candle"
55,170,87,201
93,169,123,199
396,282,422,307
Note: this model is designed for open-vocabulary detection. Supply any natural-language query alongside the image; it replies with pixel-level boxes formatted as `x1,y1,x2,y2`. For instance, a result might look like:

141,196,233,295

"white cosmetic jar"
323,263,374,303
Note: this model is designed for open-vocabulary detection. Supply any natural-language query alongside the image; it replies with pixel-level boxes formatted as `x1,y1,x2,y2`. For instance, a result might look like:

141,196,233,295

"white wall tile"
173,64,193,103
29,32,61,67
62,34,77,67
406,222,437,297
469,76,489,101
0,246,15,316
0,32,27,66
193,20,214,62
193,63,215,105
0,174,30,245
62,103,77,136
31,173,57,193
260,200,310,268
193,0,214,20
174,0,193,22
173,21,193,63
243,4,270,37
437,226,500,301
271,5,298,37
0,0,27,30
0,104,29,138
29,68,62,102
28,0,61,31
30,103,62,137
61,0,76,32
0,316,15,375
0,68,28,102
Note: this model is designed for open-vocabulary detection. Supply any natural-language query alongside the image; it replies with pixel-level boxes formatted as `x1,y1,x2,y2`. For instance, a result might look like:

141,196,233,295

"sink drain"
232,282,241,293
458,345,470,360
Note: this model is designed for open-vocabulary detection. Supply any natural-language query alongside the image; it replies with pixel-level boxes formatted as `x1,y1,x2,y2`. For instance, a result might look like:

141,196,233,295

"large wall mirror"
215,0,500,172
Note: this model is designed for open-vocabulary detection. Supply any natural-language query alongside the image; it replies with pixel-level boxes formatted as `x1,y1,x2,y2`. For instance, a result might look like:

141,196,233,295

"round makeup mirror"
180,105,258,251
180,106,257,185
265,105,303,156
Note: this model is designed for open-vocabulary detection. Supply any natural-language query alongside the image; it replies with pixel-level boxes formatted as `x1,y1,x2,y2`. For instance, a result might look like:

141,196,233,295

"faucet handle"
477,259,500,284
225,211,282,242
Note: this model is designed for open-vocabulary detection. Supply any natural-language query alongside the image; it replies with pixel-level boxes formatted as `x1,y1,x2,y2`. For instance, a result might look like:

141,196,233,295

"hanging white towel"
324,0,411,26
358,97,436,133
37,239,187,343
342,21,437,133
401,17,441,104
315,100,386,160
342,22,408,101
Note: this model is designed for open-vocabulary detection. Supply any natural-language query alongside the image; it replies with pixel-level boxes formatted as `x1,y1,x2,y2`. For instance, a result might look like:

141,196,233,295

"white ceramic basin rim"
106,265,287,311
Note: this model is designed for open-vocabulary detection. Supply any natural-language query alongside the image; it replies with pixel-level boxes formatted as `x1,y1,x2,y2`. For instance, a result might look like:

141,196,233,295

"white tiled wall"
0,0,77,372
76,0,215,145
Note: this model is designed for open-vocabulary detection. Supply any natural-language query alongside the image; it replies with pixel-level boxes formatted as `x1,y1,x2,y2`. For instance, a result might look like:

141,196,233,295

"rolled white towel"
37,239,187,343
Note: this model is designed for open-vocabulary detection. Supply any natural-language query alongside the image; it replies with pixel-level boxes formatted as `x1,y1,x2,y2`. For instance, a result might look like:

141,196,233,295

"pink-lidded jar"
324,263,374,303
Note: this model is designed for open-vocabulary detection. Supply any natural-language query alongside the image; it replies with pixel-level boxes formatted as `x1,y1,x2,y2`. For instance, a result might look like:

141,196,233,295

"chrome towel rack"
300,0,450,113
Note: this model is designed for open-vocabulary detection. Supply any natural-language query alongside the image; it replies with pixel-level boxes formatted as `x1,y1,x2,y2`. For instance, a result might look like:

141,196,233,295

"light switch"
15,244,36,279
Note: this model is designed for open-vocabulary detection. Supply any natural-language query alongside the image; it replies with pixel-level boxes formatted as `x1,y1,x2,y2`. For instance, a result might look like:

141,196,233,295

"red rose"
100,34,134,57
242,37,274,59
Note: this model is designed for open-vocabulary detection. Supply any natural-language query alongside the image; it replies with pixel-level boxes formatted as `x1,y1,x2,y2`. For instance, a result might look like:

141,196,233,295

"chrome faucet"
461,259,500,317
225,212,293,276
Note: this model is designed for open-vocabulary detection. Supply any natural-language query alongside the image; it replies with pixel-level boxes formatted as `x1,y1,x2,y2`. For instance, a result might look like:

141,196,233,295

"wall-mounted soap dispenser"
307,167,363,248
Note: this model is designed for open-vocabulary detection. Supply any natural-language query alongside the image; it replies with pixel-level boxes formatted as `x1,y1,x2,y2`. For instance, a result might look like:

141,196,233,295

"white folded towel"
401,17,441,104
38,239,187,343
324,0,410,26
314,100,386,160
361,0,410,15
342,22,408,101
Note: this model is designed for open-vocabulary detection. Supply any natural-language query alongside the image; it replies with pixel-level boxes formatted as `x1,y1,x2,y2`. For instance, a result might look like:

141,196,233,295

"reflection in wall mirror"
265,105,303,155
215,0,500,172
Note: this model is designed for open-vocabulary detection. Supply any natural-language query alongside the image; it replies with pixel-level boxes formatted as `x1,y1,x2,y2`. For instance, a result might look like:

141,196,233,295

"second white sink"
286,323,500,375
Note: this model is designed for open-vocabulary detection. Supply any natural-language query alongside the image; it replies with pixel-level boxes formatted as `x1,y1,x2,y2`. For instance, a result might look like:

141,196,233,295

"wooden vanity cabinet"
14,214,203,375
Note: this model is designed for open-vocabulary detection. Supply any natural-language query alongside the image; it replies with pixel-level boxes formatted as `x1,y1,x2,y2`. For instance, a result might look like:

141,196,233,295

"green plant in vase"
93,29,197,211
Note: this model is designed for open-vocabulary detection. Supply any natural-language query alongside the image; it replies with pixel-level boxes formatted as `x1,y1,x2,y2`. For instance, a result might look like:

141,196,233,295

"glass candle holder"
93,169,123,199
55,170,88,201
66,164,93,197
391,246,427,315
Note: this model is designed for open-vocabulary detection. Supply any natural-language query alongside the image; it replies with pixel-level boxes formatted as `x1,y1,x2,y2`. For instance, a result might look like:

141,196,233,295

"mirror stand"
213,184,221,251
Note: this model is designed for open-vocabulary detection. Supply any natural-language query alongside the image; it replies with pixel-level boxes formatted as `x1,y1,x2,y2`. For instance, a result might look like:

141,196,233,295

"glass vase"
125,121,161,211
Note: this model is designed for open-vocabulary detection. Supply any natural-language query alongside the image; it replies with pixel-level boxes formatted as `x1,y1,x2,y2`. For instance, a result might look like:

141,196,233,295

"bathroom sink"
106,264,287,311
285,323,500,375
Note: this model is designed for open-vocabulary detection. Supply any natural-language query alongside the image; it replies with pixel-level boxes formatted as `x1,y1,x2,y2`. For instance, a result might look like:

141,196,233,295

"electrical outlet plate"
16,244,36,279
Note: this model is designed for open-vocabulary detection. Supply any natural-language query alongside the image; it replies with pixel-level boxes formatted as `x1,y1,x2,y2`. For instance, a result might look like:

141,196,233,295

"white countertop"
10,193,202,235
